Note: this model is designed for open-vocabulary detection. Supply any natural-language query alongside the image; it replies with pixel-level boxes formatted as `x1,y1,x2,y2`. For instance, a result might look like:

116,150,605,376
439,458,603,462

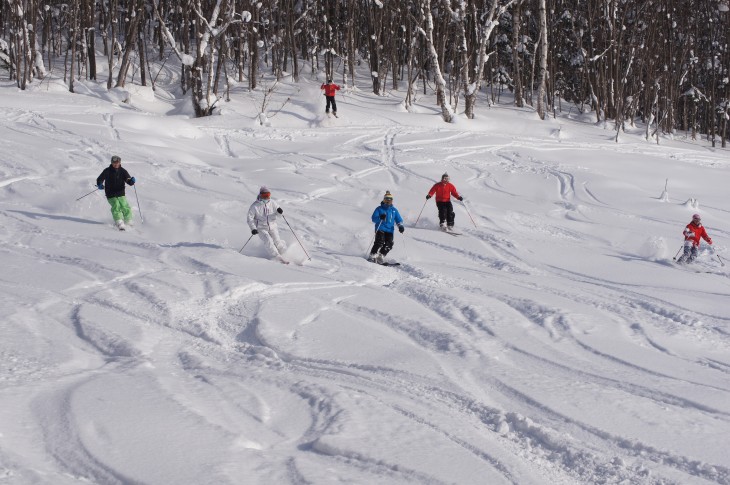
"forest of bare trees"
1,0,728,146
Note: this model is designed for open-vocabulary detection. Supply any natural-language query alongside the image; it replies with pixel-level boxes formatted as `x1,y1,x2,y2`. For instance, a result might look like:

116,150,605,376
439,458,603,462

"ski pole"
282,214,311,260
672,245,684,260
461,200,478,228
76,188,98,201
714,248,725,266
366,220,383,257
133,185,144,222
239,233,255,253
414,199,429,227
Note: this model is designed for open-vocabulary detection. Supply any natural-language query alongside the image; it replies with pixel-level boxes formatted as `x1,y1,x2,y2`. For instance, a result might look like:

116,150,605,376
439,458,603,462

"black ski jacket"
97,165,133,199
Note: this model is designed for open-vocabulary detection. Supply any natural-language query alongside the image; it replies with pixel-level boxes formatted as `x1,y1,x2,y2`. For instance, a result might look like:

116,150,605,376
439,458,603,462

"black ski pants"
370,231,394,256
436,201,455,226
325,96,337,113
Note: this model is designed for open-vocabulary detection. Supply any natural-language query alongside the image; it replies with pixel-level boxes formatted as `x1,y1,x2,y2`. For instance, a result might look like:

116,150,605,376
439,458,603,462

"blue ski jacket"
371,203,403,233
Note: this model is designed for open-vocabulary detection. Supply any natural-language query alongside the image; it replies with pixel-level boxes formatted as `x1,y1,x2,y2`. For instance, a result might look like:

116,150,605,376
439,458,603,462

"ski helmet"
692,213,701,221
111,155,121,164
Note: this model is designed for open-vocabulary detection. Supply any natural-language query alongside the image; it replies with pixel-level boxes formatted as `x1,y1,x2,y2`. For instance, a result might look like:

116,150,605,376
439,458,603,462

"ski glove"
426,195,431,200
458,196,464,201
277,207,283,214
398,225,405,234
128,177,136,185
379,214,386,220
97,183,104,190
251,229,258,235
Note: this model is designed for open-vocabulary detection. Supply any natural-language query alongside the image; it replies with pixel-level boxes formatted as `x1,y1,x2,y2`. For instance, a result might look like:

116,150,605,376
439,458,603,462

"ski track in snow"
1,81,729,485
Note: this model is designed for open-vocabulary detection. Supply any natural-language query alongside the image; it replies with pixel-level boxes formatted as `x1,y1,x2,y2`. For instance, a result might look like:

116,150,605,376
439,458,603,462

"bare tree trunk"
69,0,79,92
536,0,548,120
512,0,523,107
116,0,144,87
419,0,451,122
106,0,117,89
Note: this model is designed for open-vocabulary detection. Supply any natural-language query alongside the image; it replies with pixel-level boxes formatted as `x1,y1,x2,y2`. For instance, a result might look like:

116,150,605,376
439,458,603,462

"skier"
247,186,288,262
320,79,341,116
426,173,463,231
677,213,713,263
96,155,136,230
368,190,404,264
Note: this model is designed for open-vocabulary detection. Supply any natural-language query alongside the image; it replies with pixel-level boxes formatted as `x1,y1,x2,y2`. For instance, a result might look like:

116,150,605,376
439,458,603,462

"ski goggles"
111,155,121,164
260,192,271,199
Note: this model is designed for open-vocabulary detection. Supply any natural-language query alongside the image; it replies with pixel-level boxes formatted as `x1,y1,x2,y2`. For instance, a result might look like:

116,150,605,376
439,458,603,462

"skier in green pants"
96,155,136,230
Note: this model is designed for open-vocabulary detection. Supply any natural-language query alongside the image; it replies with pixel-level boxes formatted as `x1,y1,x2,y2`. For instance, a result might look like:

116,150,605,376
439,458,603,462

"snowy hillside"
1,73,729,485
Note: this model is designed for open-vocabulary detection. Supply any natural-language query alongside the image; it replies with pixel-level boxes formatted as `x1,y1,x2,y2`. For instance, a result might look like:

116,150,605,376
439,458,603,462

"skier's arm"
122,168,135,185
96,169,107,186
394,208,404,226
371,208,382,224
701,228,713,244
451,184,461,199
247,205,258,230
427,184,437,197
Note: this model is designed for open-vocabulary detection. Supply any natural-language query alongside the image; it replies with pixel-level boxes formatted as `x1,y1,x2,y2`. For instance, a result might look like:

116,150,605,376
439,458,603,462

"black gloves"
426,195,431,200
277,207,283,214
251,229,258,235
458,196,464,201
380,214,386,220
398,225,405,233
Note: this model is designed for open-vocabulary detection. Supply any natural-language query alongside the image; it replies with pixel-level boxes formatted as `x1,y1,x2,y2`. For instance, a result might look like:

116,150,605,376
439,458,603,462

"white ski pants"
258,224,286,257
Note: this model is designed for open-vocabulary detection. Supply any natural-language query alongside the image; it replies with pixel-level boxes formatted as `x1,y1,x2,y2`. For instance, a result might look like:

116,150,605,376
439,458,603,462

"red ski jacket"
427,181,461,202
321,83,341,97
683,222,712,246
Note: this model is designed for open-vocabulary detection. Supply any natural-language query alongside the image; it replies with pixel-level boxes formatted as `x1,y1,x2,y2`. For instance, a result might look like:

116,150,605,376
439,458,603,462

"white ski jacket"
247,198,282,231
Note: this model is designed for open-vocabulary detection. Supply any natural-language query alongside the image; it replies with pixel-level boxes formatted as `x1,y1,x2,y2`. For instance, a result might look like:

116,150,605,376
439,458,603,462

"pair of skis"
367,227,463,267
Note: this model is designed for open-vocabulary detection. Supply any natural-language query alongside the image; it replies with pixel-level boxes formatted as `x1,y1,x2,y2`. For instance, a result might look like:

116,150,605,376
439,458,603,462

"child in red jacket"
678,213,713,263
426,173,463,231
320,79,341,115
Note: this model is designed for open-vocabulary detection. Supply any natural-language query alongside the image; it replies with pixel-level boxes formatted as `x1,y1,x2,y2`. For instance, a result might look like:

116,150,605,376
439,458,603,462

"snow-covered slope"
1,74,729,485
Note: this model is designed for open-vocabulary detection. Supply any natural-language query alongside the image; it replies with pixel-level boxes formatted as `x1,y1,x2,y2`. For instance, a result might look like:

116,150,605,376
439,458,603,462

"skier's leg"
331,97,337,114
108,197,123,224
119,196,133,224
269,226,287,254
370,231,385,258
446,201,455,228
258,230,280,257
379,232,394,256
325,97,331,113
436,201,447,227
678,243,692,263
688,245,698,262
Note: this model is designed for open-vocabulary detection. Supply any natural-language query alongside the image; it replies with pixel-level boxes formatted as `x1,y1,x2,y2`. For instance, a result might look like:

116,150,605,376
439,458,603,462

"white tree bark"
418,0,452,122
536,0,548,120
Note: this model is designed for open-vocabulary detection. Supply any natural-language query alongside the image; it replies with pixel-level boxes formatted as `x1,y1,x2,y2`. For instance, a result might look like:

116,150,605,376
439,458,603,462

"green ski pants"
107,196,132,223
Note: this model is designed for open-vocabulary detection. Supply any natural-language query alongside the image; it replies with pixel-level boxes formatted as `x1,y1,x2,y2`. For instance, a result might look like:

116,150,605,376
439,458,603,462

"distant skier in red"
678,213,713,263
320,79,341,116
426,173,463,232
